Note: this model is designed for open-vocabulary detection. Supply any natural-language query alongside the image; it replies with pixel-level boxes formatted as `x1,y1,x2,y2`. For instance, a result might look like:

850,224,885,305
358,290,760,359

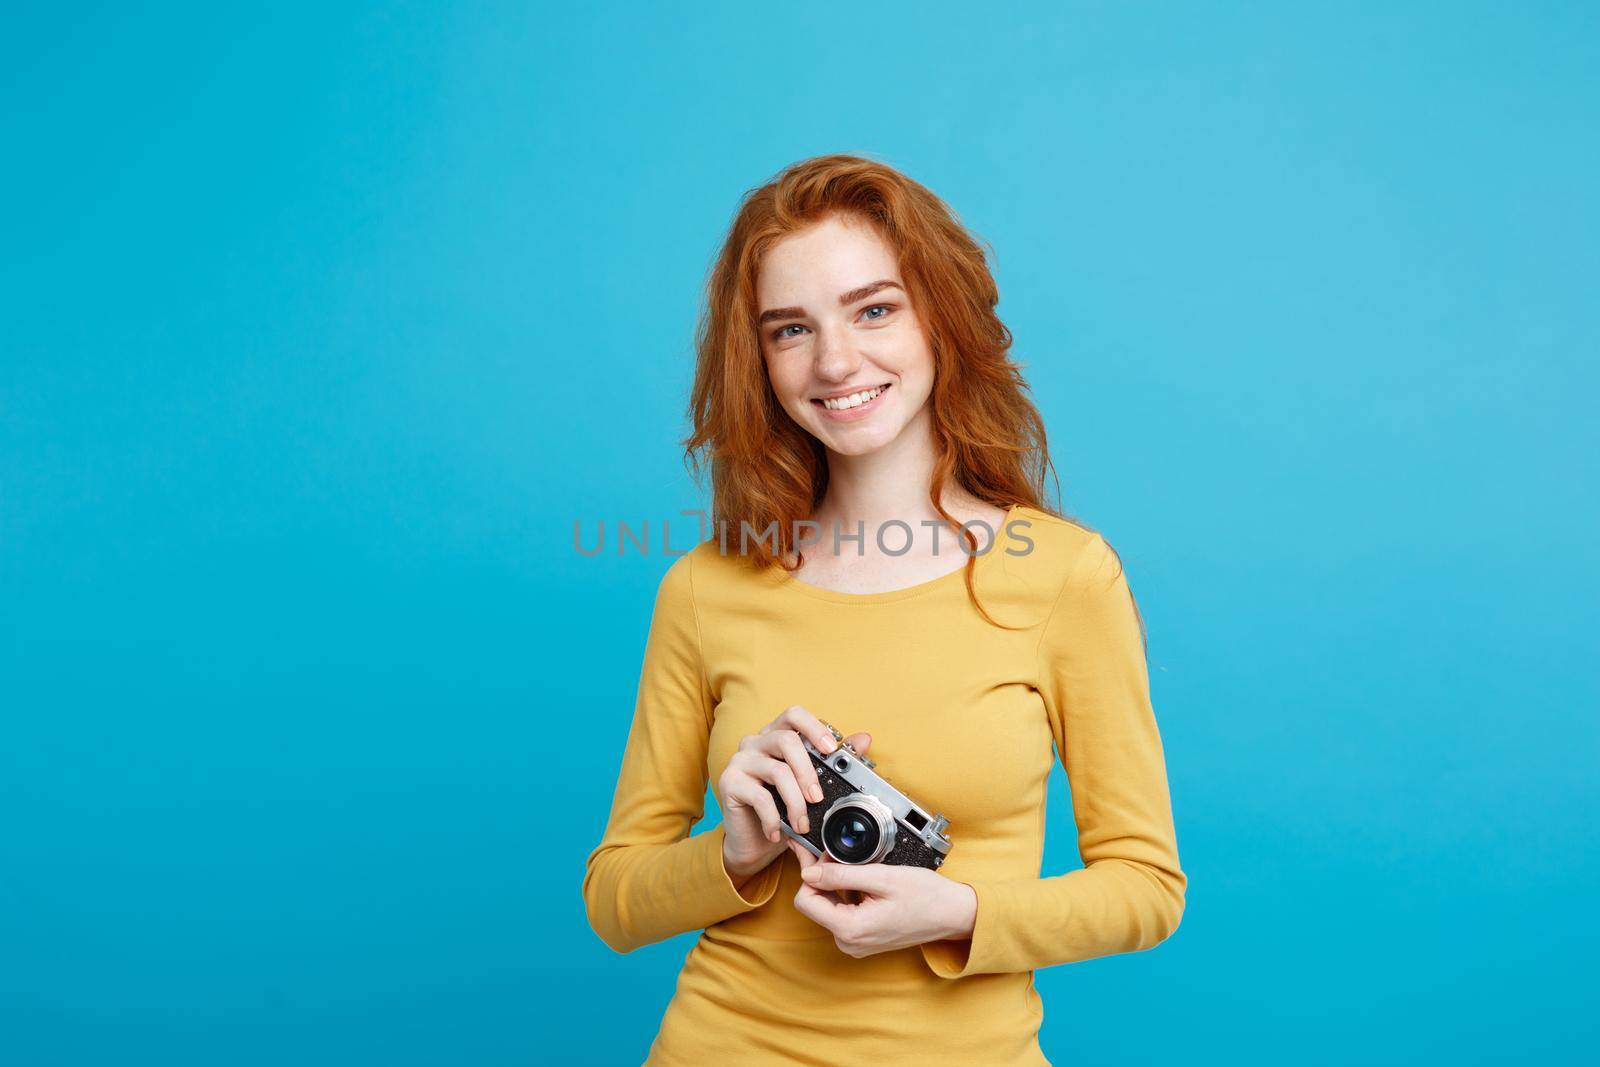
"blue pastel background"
4,3,1595,1064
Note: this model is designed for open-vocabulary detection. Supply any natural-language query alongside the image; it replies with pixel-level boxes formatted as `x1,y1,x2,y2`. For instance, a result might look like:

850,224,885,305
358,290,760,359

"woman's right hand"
718,705,872,882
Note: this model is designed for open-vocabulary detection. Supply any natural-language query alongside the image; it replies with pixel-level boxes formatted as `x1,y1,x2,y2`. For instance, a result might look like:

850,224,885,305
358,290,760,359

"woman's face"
756,213,935,457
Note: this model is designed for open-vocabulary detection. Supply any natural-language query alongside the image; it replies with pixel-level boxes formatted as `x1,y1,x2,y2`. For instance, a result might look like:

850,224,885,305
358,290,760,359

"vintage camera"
761,722,953,869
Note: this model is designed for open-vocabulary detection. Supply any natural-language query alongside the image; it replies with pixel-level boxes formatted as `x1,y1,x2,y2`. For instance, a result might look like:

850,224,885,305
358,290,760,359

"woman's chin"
819,427,898,457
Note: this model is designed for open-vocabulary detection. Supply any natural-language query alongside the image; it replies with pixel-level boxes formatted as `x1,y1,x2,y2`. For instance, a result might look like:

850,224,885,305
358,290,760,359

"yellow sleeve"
581,552,783,953
922,533,1187,977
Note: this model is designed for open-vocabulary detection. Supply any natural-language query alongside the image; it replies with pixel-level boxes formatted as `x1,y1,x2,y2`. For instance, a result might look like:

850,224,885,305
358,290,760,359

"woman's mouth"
812,383,891,421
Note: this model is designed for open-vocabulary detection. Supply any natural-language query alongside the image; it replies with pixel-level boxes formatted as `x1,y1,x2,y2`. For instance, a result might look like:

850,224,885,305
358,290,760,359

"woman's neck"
811,412,984,537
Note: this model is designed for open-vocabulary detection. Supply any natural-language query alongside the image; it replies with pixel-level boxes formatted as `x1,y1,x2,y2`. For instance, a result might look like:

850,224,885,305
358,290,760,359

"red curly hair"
685,153,1107,630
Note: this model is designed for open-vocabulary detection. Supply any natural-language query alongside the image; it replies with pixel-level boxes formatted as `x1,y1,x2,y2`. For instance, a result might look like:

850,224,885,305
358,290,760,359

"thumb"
801,859,896,896
844,731,872,755
786,838,821,871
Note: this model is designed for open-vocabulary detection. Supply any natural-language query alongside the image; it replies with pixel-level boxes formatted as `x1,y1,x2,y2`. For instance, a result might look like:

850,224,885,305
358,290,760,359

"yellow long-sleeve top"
582,505,1186,1066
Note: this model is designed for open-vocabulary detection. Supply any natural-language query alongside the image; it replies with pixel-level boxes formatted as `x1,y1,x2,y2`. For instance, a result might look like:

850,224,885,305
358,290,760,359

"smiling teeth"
822,385,886,411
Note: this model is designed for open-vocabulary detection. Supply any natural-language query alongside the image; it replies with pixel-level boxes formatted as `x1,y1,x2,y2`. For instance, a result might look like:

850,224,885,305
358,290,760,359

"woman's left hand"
786,840,978,958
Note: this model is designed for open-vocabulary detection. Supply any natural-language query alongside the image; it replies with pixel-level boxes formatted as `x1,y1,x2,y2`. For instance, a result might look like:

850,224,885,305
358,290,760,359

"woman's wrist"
941,881,978,940
722,836,782,883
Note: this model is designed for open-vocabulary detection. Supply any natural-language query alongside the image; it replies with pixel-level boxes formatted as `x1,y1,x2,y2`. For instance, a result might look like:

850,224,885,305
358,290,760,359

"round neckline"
774,503,1025,604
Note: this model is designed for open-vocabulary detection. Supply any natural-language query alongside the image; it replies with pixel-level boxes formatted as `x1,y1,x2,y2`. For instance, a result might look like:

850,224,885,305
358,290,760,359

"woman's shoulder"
1001,504,1113,571
986,504,1133,618
654,537,785,601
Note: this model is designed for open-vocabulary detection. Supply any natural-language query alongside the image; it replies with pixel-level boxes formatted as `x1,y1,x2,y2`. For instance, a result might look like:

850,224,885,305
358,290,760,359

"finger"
800,860,899,897
763,705,838,754
767,730,824,803
789,846,847,909
788,838,821,871
756,760,810,834
807,858,866,906
726,775,784,843
786,840,833,885
792,879,851,929
843,731,872,756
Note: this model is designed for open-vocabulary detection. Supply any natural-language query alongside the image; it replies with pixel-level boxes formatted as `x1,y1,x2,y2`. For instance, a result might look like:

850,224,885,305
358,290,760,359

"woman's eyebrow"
758,279,904,325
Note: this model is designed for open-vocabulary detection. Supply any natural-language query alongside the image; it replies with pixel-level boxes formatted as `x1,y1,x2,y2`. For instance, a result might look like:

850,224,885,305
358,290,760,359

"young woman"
582,154,1186,1065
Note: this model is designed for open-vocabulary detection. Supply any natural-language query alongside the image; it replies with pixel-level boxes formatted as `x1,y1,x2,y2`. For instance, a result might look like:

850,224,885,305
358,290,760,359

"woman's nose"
812,323,860,380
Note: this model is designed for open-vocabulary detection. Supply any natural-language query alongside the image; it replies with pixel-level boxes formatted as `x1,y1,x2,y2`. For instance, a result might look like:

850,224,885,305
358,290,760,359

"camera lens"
822,800,891,864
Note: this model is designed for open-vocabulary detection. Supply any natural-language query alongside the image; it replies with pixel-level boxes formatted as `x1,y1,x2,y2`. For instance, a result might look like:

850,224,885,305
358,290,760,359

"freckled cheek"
781,380,810,410
772,372,812,409
763,363,803,407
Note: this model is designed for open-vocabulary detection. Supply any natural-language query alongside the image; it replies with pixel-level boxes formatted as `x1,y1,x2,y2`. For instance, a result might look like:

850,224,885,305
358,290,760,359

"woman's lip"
813,383,891,421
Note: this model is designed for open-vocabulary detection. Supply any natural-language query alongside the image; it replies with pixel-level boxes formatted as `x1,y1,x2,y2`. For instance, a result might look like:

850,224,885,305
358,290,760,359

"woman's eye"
770,305,893,342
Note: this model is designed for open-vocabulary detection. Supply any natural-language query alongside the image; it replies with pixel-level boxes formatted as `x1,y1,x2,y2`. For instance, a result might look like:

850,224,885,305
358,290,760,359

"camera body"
761,734,953,870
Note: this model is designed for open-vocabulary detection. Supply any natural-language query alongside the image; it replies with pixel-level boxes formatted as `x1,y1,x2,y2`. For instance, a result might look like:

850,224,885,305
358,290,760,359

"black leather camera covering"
760,751,946,870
